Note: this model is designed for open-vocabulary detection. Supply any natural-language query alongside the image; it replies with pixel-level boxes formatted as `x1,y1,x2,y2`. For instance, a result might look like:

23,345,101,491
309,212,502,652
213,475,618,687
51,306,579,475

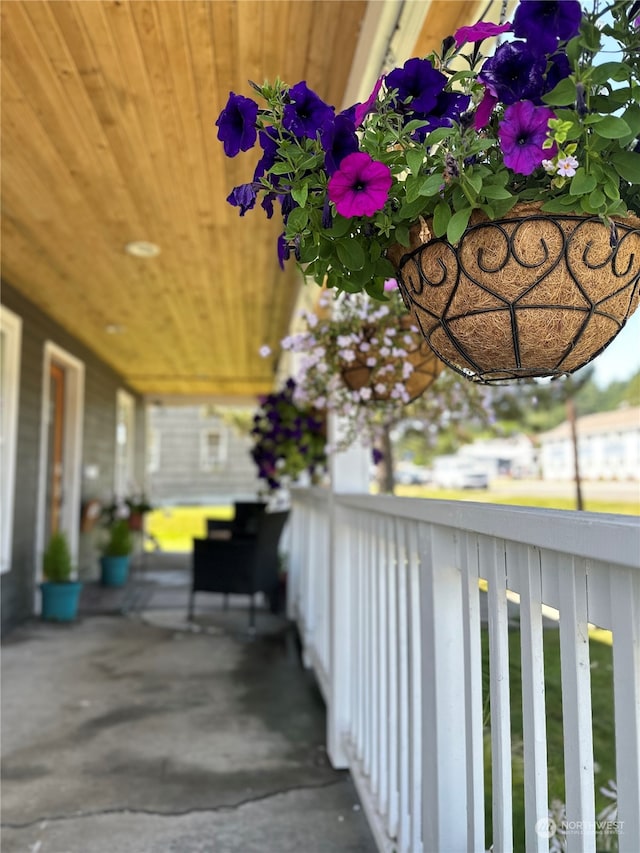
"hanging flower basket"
339,317,443,402
389,204,640,383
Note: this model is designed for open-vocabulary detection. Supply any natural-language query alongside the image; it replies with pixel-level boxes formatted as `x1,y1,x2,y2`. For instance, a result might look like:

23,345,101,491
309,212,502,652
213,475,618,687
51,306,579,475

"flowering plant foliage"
217,0,639,297
250,379,327,491
277,283,430,451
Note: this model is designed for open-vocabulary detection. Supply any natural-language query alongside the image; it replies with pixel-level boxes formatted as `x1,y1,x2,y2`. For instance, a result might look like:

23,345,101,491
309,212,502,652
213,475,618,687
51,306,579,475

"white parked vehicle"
432,456,489,489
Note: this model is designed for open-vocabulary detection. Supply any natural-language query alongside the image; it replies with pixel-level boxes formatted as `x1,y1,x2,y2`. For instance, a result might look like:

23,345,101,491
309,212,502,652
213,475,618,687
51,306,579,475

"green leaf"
542,78,577,106
291,184,308,208
446,208,472,245
375,257,396,277
286,207,309,232
406,149,424,176
588,188,605,209
399,196,430,220
329,215,353,238
298,240,319,264
569,168,597,196
419,173,444,197
610,150,640,183
433,201,450,238
620,104,640,145
466,172,483,196
592,116,631,139
394,224,410,247
269,161,293,175
482,185,513,200
424,127,451,146
590,61,630,85
405,175,423,204
336,239,365,271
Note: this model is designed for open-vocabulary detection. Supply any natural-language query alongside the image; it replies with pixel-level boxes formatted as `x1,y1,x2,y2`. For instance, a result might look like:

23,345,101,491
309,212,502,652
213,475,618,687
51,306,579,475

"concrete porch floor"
1,554,377,853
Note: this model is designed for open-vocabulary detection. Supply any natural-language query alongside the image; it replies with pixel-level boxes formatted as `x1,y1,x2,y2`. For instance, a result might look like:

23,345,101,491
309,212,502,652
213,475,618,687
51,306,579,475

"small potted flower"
250,379,327,492
41,531,83,622
217,0,639,382
99,519,134,587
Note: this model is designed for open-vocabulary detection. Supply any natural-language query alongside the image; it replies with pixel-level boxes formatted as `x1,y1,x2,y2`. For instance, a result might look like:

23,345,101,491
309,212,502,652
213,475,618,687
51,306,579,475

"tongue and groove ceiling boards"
1,0,492,400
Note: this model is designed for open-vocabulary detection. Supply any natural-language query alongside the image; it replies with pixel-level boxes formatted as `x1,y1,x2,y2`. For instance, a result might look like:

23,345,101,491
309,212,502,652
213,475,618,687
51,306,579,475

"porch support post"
419,523,468,852
326,413,369,768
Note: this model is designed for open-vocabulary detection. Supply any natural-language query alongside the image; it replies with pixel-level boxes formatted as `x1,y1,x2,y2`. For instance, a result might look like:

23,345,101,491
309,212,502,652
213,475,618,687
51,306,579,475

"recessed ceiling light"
124,241,161,258
105,324,125,335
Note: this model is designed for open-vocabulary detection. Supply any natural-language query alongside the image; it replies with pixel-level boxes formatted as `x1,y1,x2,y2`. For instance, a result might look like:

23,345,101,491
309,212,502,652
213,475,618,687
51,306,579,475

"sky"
591,309,640,387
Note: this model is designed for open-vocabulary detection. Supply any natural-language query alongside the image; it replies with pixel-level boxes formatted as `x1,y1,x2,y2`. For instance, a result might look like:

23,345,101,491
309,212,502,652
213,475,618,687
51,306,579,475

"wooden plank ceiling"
1,0,483,400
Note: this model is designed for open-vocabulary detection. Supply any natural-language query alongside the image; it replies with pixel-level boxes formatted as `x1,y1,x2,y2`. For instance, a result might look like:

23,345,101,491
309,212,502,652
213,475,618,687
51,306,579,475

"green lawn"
395,484,639,516
145,504,233,552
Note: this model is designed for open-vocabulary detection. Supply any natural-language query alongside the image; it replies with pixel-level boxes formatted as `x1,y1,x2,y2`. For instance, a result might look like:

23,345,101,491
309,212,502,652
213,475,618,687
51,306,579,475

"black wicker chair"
206,501,267,539
189,509,289,630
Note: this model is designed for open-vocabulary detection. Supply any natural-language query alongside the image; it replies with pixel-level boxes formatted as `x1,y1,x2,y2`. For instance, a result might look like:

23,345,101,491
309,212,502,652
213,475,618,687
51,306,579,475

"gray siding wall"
1,283,145,634
148,406,261,503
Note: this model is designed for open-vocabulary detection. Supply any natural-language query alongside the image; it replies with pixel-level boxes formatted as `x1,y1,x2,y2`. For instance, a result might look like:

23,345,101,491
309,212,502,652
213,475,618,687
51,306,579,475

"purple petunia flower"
479,41,547,105
513,0,583,55
215,92,258,157
498,101,557,175
277,234,289,270
385,58,447,114
321,114,359,175
454,20,512,47
253,127,278,180
545,52,571,95
226,183,257,216
327,152,392,218
412,92,471,140
283,81,335,139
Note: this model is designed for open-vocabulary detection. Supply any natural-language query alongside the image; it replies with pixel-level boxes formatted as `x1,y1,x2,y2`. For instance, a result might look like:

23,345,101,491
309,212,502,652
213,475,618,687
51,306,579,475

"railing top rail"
291,489,640,569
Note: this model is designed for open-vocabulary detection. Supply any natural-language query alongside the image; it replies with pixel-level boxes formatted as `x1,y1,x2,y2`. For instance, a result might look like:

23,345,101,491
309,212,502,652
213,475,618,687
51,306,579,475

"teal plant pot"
41,581,83,622
100,555,130,587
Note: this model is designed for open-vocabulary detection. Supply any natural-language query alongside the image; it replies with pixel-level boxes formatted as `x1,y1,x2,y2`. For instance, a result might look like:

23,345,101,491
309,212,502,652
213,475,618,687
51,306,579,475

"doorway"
37,343,84,581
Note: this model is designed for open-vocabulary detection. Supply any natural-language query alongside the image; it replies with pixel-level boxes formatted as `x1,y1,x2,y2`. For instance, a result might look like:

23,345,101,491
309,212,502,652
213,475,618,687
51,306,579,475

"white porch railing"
287,489,640,853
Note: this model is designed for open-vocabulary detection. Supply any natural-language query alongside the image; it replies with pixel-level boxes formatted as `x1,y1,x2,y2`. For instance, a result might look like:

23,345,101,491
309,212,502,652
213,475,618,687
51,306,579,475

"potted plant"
41,531,83,622
99,519,134,587
102,491,153,532
250,378,327,492
124,493,153,532
217,0,639,382
273,284,443,453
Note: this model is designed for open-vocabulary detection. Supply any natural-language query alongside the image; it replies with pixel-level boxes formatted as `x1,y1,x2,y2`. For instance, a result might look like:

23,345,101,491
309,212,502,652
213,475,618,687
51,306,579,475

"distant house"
147,405,262,504
457,434,538,479
538,406,640,481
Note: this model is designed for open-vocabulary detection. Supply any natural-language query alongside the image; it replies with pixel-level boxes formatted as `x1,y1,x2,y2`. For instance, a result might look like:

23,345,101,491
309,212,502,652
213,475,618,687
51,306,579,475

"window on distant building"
200,429,227,471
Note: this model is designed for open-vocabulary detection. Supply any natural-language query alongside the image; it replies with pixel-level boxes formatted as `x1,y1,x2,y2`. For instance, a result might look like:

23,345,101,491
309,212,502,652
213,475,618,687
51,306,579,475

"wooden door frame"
37,342,85,585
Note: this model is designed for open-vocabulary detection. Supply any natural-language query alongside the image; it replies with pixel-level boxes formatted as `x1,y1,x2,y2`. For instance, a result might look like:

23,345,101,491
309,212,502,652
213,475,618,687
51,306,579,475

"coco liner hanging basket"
389,203,640,384
340,316,444,403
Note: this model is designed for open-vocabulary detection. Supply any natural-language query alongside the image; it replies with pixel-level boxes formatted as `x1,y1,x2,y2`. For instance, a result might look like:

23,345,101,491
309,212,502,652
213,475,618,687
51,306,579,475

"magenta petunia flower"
327,152,392,218
474,87,498,130
498,101,557,175
454,21,512,47
353,77,384,127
